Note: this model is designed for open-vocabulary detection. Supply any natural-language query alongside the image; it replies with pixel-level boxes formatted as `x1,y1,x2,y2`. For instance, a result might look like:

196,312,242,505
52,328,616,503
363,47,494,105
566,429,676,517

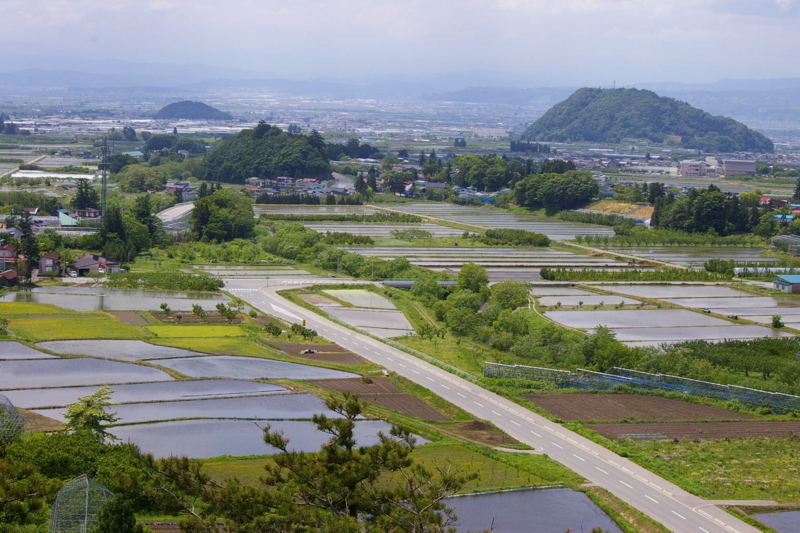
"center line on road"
510,420,521,426
572,454,585,461
474,401,484,407
596,467,608,475
699,528,710,533
457,393,466,398
645,495,658,504
551,442,563,449
620,481,633,489
412,370,420,374
441,385,450,390
530,430,541,437
398,363,407,368
386,357,393,362
671,511,686,520
425,377,434,382
491,410,502,417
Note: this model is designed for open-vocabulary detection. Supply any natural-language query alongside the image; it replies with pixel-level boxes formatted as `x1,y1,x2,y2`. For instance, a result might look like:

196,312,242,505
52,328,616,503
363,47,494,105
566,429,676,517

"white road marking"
474,401,484,407
572,454,585,462
645,495,659,503
510,420,521,426
672,511,686,520
699,528,710,533
596,467,608,475
441,384,450,390
412,370,420,374
270,304,301,321
457,393,466,398
530,430,541,437
491,410,502,417
426,377,434,382
399,363,407,368
620,481,633,489
551,442,563,449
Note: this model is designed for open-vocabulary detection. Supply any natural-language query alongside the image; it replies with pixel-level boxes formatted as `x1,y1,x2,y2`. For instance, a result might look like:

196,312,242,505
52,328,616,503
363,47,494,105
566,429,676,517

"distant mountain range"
519,87,774,153
154,101,232,120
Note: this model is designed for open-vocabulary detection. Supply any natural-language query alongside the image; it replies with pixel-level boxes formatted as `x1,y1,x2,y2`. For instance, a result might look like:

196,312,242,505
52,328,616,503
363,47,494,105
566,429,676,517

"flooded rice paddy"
305,223,462,238
109,419,396,458
0,341,58,359
325,308,415,338
2,379,288,409
588,325,791,342
154,355,359,380
37,340,201,361
0,358,174,389
0,286,228,312
546,309,728,329
253,205,381,215
537,295,640,307
387,203,614,240
602,284,753,299
753,511,800,533
448,488,622,533
34,393,331,423
529,287,597,296
598,246,774,268
323,289,396,309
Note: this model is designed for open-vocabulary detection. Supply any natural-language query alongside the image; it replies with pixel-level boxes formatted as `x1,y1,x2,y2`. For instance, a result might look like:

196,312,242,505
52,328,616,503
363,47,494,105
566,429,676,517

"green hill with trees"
154,100,233,120
202,122,331,183
520,88,773,153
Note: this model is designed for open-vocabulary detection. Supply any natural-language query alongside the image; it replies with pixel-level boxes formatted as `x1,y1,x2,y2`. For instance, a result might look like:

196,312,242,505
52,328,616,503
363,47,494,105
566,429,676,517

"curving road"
225,277,763,533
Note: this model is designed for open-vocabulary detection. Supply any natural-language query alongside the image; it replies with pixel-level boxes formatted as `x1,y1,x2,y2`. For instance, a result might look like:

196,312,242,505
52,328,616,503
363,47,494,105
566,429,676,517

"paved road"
156,202,195,222
226,277,762,533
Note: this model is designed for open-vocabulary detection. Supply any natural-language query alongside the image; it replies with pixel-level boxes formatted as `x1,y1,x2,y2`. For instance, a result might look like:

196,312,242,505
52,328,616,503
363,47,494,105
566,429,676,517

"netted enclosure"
0,393,24,442
484,362,572,386
50,474,114,533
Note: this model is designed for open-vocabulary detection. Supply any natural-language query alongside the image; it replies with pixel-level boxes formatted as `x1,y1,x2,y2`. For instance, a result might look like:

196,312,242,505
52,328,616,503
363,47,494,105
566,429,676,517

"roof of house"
0,270,17,280
40,253,59,259
776,275,800,284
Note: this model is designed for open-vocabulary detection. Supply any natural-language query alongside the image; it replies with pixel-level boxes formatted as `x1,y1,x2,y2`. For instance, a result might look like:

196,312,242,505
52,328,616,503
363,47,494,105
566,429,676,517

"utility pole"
99,136,110,217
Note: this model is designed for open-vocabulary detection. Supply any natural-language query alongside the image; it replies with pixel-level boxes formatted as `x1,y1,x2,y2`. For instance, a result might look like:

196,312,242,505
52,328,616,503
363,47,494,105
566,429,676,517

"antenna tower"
100,136,110,217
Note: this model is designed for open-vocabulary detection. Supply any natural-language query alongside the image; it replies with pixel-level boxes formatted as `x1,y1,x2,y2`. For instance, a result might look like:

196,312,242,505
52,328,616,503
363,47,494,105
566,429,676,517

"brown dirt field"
110,311,151,325
20,409,64,432
523,393,754,422
292,350,367,365
271,342,349,353
586,421,800,441
299,293,341,306
445,420,521,447
252,315,276,326
309,378,403,394
364,394,448,421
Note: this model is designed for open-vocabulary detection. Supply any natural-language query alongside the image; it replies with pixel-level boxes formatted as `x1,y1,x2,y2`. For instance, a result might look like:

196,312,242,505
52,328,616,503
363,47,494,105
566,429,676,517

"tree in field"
490,281,530,310
0,458,61,529
93,496,150,533
64,386,119,441
71,179,100,210
140,393,476,533
457,262,489,294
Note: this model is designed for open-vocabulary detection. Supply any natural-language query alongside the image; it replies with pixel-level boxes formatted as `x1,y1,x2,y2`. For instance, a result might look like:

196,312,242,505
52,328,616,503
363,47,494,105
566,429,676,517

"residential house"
0,245,16,271
39,253,60,275
71,253,121,276
74,207,101,219
773,274,800,293
0,270,18,287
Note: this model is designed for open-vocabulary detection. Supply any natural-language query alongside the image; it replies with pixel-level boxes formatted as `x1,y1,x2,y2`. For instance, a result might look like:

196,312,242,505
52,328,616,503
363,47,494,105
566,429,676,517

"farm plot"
0,358,173,389
529,287,598,296
387,203,614,241
324,289,396,309
194,265,316,278
253,205,382,215
589,325,792,342
340,246,626,282
154,355,359,380
298,293,342,307
305,223,461,238
310,378,447,421
598,246,774,268
271,341,367,365
522,394,754,422
602,284,754,299
37,340,202,361
3,379,289,409
326,308,415,338
536,296,640,307
0,341,58,360
587,421,800,441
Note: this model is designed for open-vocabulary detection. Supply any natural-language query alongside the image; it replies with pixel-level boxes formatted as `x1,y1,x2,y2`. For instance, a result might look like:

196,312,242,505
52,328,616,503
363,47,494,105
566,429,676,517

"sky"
1,0,798,86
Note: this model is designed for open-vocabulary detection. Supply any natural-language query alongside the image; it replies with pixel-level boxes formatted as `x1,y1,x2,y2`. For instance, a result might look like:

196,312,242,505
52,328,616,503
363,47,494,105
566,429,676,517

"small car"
300,349,318,354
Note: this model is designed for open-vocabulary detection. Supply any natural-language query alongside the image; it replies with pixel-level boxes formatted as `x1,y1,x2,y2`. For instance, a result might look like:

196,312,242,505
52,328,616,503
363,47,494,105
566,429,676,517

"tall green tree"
457,263,489,294
64,386,119,442
71,179,100,210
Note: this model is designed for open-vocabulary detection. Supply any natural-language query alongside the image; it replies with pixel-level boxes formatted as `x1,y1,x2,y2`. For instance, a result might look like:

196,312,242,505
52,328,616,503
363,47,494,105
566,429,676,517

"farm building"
773,274,800,293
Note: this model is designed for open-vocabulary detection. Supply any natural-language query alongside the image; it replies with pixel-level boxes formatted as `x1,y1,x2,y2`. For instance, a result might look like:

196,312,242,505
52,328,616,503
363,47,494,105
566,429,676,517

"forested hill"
202,122,331,183
154,100,233,120
520,88,774,153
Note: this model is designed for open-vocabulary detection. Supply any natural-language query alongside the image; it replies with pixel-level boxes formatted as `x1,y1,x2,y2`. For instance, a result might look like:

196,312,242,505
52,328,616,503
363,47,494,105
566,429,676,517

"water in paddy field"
154,355,359,380
447,488,622,533
0,286,228,312
109,419,399,459
1,379,289,409
37,340,202,361
0,358,173,389
753,511,800,533
0,341,58,360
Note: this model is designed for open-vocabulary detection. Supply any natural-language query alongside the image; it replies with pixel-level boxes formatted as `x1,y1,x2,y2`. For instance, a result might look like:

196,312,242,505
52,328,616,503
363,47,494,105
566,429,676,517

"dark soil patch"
20,409,64,432
152,312,240,324
587,421,800,441
365,394,448,421
309,378,402,394
110,311,151,325
446,420,521,447
292,350,367,365
252,315,276,327
523,393,754,422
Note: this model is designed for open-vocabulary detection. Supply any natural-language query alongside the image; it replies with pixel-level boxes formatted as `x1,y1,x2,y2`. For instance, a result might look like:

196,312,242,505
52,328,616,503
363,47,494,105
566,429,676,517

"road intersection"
226,276,764,533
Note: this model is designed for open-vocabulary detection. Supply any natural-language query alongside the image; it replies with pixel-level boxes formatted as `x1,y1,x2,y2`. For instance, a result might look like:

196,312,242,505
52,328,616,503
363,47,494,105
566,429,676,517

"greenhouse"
50,474,114,533
0,393,24,442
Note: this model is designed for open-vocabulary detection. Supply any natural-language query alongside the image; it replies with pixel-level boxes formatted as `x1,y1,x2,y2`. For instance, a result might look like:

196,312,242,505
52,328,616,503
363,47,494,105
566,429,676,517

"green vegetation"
190,188,256,242
482,228,550,246
520,87,774,152
539,267,730,282
203,121,330,183
575,227,765,247
153,100,232,120
514,171,599,214
258,212,423,223
9,316,144,341
146,325,246,337
63,386,119,442
558,211,633,227
321,232,375,245
106,272,223,291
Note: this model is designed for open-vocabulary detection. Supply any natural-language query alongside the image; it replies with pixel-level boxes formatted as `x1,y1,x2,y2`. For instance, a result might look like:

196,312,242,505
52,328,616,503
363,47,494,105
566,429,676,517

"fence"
481,363,800,412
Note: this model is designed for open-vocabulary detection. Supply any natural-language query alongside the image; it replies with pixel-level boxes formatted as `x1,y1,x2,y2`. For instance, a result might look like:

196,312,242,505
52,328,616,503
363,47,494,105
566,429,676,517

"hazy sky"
2,0,798,85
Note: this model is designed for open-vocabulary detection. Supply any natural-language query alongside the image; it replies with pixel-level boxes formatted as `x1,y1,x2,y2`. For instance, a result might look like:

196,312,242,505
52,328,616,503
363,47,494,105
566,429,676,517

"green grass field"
0,302,77,316
147,325,247,338
9,316,145,341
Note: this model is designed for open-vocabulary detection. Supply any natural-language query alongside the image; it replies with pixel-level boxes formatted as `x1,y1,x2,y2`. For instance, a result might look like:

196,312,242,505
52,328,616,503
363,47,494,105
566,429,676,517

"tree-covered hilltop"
202,122,331,183
520,88,774,153
154,100,233,120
